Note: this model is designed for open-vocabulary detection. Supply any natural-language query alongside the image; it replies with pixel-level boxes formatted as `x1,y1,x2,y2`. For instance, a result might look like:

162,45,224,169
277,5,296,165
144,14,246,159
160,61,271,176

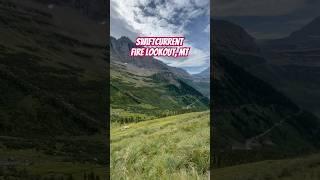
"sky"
111,0,210,74
212,0,320,39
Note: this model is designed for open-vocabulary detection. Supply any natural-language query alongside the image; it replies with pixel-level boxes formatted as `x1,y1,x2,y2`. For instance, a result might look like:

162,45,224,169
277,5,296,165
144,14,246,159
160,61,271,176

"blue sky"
111,0,210,74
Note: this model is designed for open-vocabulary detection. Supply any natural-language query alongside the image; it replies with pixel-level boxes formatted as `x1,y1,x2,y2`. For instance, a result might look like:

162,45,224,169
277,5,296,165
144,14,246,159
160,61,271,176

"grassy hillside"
213,54,320,168
212,153,320,180
110,45,209,124
111,111,210,179
211,20,320,179
110,36,210,179
0,136,106,179
0,0,107,178
0,0,107,136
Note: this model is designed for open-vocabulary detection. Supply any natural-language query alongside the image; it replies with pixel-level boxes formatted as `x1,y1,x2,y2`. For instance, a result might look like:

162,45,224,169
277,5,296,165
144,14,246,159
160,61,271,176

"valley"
0,0,108,179
110,36,209,124
110,36,210,179
211,17,320,179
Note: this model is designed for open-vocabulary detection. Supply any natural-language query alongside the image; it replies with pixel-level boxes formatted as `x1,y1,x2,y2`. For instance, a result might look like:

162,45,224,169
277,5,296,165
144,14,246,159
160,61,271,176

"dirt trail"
245,110,303,150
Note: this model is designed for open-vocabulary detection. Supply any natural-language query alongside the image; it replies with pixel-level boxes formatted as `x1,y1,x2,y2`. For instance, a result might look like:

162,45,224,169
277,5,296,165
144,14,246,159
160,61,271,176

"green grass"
111,111,210,179
212,153,320,180
0,148,106,179
111,108,156,124
110,59,209,124
0,1,108,179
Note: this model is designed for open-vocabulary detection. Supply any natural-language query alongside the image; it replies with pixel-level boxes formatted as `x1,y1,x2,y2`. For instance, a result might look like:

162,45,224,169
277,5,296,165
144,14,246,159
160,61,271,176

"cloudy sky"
212,0,320,39
111,0,210,74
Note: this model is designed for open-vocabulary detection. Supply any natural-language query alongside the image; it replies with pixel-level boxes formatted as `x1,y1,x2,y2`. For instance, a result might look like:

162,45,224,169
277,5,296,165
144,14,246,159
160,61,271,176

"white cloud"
158,45,209,68
195,0,210,7
203,24,210,33
111,0,209,72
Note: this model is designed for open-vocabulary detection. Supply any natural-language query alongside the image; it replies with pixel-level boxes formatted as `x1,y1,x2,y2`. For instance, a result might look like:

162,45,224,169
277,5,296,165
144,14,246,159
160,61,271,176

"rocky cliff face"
211,18,320,167
213,20,260,53
110,36,191,78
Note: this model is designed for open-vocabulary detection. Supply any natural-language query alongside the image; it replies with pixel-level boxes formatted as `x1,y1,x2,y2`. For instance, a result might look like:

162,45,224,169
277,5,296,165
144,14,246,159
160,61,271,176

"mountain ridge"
110,36,191,78
110,36,209,123
212,18,320,168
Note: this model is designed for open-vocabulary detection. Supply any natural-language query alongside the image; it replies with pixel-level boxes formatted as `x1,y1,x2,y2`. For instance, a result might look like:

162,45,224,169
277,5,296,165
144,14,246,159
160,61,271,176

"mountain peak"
289,16,320,39
110,36,135,58
118,36,133,43
212,19,260,53
193,68,209,78
110,36,191,78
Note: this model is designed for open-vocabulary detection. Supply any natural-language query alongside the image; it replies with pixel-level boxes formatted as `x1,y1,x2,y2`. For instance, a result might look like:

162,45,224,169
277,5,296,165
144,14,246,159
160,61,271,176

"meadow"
212,153,320,180
111,111,210,179
0,135,107,180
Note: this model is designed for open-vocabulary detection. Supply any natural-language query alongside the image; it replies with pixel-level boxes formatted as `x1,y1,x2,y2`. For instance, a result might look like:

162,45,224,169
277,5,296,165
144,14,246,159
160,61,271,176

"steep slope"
191,67,210,98
212,19,320,168
213,52,320,167
0,0,107,136
110,36,209,123
0,0,107,178
213,18,320,118
194,67,210,79
290,17,320,39
213,20,260,54
213,20,266,68
212,153,320,180
258,16,320,117
111,111,209,179
110,36,191,78
110,37,210,179
263,16,320,51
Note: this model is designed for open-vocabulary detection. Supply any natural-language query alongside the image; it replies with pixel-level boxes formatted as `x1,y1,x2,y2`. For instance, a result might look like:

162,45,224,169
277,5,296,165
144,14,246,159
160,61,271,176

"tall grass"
212,153,320,180
111,111,210,179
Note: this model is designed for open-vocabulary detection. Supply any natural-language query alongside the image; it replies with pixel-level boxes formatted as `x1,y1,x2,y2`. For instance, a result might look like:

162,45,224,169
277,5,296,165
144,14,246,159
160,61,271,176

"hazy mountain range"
212,16,320,168
214,16,320,118
1,0,320,178
110,36,210,122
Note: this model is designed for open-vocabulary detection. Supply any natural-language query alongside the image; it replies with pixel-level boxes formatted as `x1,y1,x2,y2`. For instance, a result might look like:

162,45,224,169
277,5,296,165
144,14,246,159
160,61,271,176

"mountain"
110,36,191,78
0,0,107,178
193,67,209,79
213,50,320,167
289,16,320,41
110,37,210,179
0,0,107,136
261,16,320,56
257,16,320,117
213,20,260,53
212,19,320,168
263,16,320,51
191,68,210,98
261,16,320,63
212,20,267,71
213,18,320,118
110,36,209,123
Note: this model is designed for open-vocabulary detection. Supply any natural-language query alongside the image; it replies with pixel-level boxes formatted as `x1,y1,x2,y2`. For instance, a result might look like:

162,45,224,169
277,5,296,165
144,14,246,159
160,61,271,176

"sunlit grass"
111,111,210,179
